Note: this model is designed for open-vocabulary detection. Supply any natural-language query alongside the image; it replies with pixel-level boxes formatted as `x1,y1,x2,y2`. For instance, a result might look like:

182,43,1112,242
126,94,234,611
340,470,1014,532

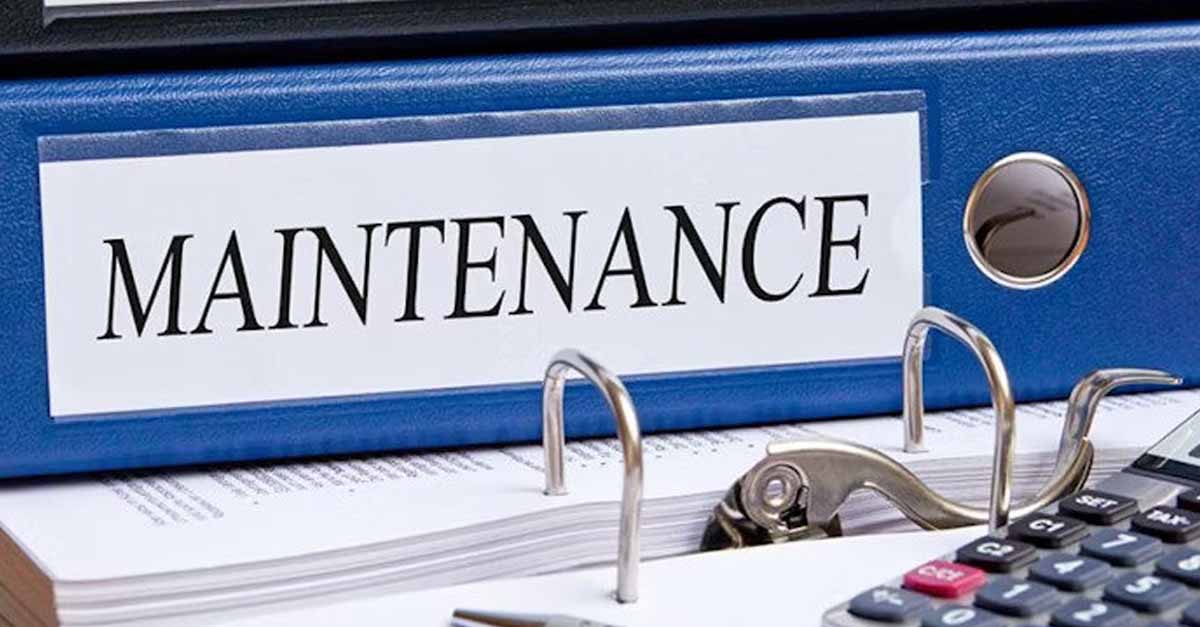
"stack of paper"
0,390,1195,626
218,528,988,627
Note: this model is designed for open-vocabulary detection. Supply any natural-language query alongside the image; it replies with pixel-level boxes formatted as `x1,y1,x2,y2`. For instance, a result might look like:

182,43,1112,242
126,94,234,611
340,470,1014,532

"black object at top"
5,0,1200,78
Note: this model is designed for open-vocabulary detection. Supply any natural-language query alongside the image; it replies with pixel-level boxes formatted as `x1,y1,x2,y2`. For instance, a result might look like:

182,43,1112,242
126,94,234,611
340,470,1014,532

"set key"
1059,490,1138,525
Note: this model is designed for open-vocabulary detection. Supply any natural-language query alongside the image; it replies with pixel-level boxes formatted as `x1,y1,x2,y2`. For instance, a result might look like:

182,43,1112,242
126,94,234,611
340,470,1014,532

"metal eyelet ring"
963,152,1090,290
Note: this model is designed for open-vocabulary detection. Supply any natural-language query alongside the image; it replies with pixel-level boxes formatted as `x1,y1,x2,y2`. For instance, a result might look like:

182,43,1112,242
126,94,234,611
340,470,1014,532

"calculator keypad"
1182,599,1200,625
848,587,931,622
1101,572,1189,612
1132,507,1200,544
1028,554,1113,591
921,605,1004,627
1008,515,1089,549
832,479,1200,627
1058,491,1138,526
1079,529,1162,566
1176,489,1200,514
973,577,1059,616
1049,599,1135,627
903,561,988,598
1158,547,1200,585
957,538,1039,573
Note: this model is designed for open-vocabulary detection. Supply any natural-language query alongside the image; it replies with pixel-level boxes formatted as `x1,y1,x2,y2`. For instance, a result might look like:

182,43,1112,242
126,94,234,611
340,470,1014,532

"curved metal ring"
902,306,1016,530
1054,369,1181,480
542,348,643,604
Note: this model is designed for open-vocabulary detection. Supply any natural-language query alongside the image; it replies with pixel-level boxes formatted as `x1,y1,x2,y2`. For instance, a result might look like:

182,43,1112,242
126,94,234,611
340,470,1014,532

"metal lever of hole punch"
542,349,643,604
701,306,1181,551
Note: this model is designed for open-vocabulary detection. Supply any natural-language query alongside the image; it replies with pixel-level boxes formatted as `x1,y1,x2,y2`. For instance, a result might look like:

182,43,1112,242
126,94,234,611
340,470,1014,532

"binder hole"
963,153,1090,289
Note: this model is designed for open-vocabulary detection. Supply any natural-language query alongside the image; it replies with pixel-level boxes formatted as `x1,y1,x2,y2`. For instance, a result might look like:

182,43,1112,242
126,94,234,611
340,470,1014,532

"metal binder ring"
701,307,1181,551
542,349,643,604
903,306,1016,529
903,308,1181,528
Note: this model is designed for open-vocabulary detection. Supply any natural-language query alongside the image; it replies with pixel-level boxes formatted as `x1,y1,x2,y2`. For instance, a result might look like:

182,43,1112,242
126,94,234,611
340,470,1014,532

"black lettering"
271,228,302,330
510,211,585,315
446,216,506,319
663,202,736,306
742,196,806,302
191,232,264,334
385,220,446,323
810,194,870,297
98,235,192,340
306,224,381,328
585,208,658,311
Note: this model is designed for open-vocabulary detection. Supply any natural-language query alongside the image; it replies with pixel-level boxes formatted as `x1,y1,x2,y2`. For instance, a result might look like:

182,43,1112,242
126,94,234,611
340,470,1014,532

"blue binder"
2,20,1199,479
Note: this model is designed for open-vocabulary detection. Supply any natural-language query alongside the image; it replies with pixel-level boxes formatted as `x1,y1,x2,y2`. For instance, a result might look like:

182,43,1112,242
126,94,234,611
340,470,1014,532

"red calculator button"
903,560,987,598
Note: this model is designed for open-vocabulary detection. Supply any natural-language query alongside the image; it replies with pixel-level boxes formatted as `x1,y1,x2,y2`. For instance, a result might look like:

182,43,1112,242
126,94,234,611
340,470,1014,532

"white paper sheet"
200,528,985,627
0,389,1192,586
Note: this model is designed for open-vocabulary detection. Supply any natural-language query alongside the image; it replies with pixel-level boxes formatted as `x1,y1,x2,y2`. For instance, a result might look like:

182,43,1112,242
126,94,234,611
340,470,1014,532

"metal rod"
1051,368,1181,484
902,307,1016,530
542,348,643,604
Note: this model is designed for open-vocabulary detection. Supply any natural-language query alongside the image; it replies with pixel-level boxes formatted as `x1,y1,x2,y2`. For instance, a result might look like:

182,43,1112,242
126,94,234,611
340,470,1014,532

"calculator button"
956,537,1038,573
1158,546,1200,586
1102,572,1190,613
921,605,1003,627
973,576,1059,617
903,560,987,598
1132,506,1200,543
1059,490,1138,525
1177,489,1200,513
1029,553,1113,591
848,586,932,623
1080,528,1162,566
1007,514,1089,548
1050,599,1136,627
1182,599,1200,626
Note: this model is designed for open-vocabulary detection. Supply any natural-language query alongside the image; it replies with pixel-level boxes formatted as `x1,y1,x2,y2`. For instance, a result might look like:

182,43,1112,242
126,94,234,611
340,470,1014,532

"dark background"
5,0,1200,77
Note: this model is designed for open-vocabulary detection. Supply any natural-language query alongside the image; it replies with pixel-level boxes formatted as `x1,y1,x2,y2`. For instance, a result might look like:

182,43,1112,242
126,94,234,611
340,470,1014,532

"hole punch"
701,306,1181,551
542,348,643,604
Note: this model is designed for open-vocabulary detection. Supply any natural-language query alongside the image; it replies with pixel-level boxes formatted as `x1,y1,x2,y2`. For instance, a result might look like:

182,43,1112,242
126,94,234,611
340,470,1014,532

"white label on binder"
38,109,923,417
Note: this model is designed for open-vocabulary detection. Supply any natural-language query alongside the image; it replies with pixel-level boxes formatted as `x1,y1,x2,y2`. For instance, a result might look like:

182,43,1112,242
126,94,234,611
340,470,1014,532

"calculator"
823,407,1200,627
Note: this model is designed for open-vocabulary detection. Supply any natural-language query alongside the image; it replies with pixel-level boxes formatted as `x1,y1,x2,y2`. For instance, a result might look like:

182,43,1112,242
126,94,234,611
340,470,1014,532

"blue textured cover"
1,21,1198,478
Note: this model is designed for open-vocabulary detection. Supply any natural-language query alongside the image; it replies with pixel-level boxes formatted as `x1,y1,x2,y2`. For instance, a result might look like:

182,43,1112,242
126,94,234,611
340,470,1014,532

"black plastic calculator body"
823,407,1200,626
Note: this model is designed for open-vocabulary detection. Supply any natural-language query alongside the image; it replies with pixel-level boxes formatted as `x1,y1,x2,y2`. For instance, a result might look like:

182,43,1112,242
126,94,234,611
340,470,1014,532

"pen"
451,608,623,627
